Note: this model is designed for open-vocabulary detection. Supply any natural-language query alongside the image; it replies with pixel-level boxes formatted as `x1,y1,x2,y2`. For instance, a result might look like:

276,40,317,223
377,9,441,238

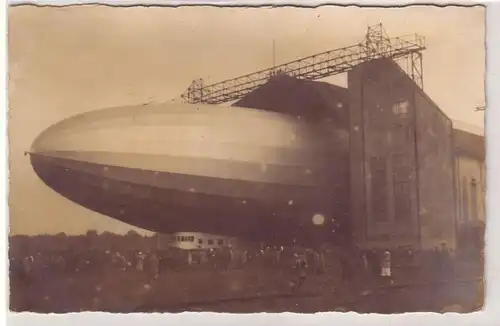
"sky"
8,5,485,236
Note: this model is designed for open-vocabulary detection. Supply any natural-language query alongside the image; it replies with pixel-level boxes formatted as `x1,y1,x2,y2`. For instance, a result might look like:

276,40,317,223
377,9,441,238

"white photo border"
2,1,498,325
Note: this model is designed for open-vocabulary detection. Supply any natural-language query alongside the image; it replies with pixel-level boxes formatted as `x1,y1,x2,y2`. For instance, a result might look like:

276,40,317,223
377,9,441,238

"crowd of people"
9,238,481,312
10,241,468,287
9,229,483,311
10,246,326,284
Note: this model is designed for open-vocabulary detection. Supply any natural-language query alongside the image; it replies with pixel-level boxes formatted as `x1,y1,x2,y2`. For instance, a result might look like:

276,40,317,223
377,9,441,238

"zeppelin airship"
29,102,351,247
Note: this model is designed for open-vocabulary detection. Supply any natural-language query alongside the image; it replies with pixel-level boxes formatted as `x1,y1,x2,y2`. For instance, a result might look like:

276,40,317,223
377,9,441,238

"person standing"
22,255,33,280
359,251,371,286
339,251,350,283
274,247,282,266
439,243,451,280
149,252,159,281
361,251,369,274
366,249,380,279
136,252,144,272
381,250,392,284
290,254,308,293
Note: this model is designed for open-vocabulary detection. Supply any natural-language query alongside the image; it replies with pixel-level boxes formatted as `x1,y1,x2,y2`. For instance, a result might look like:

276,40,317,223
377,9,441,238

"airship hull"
30,103,350,246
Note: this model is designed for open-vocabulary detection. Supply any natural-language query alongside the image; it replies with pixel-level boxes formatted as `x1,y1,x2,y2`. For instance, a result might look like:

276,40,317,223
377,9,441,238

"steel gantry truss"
180,23,426,105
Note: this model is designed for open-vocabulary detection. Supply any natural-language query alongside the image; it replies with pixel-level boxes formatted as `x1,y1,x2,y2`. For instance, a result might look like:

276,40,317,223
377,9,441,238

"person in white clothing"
136,252,144,272
381,250,392,278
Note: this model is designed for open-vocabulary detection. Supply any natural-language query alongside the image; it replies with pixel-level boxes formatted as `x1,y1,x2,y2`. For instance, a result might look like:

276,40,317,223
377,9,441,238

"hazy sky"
8,5,485,236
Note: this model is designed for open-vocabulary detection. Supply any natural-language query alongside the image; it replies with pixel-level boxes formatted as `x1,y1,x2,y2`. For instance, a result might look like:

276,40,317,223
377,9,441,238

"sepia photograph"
8,4,485,314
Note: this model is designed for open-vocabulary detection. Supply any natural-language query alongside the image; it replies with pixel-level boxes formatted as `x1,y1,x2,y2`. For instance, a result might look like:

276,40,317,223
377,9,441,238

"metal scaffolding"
180,23,426,105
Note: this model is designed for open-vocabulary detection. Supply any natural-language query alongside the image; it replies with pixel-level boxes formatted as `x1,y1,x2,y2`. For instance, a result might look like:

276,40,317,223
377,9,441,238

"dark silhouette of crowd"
9,231,483,313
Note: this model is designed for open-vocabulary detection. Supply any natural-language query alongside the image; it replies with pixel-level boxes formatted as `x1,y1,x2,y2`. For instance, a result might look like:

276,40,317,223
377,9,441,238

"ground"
10,262,483,314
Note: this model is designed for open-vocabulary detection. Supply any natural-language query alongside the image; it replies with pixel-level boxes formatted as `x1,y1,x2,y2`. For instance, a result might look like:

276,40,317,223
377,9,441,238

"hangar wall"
348,58,456,250
414,89,456,249
453,129,486,226
455,156,485,225
453,129,485,251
